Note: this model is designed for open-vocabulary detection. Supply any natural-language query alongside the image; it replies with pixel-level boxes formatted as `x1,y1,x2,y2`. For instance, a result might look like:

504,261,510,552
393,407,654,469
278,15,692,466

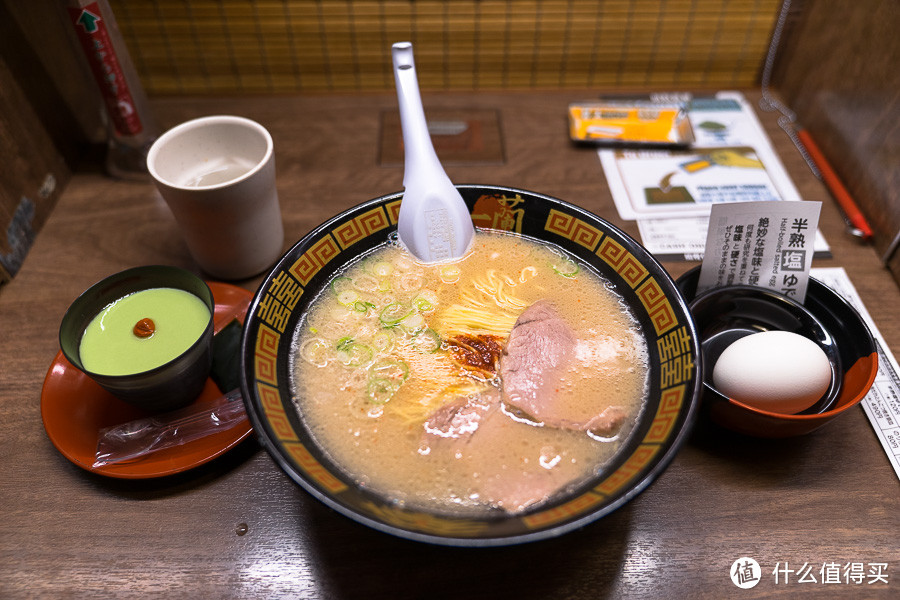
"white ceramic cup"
147,115,284,280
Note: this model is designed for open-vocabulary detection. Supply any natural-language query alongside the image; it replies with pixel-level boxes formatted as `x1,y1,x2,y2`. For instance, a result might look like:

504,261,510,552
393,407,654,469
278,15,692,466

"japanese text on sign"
698,201,821,302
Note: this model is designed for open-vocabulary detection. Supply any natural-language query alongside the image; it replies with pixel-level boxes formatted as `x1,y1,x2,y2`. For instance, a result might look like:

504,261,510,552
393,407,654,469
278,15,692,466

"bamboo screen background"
108,0,781,94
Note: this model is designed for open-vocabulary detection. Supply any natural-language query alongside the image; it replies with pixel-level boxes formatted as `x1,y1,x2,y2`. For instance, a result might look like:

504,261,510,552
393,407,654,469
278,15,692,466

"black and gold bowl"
239,185,702,546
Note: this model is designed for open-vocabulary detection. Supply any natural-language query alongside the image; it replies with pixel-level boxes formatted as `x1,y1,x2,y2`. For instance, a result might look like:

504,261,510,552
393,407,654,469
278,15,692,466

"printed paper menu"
598,90,829,259
601,92,801,220
812,268,900,481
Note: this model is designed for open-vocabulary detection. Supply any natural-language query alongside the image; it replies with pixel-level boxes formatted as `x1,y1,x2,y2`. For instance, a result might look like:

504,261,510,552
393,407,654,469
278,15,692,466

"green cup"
59,265,215,412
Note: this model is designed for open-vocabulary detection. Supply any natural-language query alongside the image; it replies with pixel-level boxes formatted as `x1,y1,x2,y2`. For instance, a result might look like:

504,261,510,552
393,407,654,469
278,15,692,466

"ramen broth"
290,231,648,515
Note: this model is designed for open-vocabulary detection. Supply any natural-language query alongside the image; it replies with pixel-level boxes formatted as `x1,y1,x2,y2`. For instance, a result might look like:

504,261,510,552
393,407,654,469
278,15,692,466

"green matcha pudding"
79,287,211,375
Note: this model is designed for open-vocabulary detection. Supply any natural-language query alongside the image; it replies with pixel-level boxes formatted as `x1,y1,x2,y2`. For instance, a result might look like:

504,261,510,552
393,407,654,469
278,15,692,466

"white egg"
711,330,832,414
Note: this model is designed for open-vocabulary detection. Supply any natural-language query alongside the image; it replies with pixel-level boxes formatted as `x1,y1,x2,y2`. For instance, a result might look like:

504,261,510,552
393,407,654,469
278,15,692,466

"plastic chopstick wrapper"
93,388,246,467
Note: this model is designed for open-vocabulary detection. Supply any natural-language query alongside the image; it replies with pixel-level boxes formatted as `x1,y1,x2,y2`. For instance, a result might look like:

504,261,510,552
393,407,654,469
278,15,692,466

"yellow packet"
568,99,694,146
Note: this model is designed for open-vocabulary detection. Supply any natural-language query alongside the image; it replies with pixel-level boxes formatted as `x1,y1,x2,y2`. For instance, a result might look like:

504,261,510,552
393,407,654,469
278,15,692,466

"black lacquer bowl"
676,266,877,437
59,265,215,412
240,185,702,546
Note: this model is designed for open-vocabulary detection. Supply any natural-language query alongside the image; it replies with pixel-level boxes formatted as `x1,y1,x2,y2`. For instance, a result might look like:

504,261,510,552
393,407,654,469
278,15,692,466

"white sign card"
635,215,829,261
697,201,822,302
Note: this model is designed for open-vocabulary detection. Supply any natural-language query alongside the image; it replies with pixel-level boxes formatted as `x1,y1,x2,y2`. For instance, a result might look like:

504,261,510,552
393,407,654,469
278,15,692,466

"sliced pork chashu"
499,300,627,437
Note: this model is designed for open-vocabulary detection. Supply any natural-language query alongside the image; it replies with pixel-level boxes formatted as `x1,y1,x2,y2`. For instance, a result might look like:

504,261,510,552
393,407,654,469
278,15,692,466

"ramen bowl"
676,266,877,438
240,185,702,546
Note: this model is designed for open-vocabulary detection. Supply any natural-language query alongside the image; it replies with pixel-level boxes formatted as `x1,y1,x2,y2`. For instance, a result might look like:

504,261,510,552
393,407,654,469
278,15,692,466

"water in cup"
180,157,256,187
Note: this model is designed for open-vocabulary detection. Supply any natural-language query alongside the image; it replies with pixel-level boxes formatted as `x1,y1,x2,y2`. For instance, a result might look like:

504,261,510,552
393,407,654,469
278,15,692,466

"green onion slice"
337,290,359,306
365,358,409,404
412,290,438,312
299,338,331,367
371,358,410,382
336,341,374,367
413,328,442,353
353,300,376,313
551,257,580,278
373,261,394,277
379,302,413,326
372,330,396,352
367,377,400,404
400,312,426,334
331,276,353,295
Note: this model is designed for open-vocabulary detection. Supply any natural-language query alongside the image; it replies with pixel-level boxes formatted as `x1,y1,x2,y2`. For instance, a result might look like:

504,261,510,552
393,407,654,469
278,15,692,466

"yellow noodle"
519,266,538,283
470,270,528,310
386,393,441,426
436,304,519,337
381,342,462,424
436,263,537,336
387,380,489,425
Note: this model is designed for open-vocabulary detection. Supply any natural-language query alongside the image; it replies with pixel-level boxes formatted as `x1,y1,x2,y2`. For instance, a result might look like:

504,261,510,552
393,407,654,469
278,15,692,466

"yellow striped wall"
109,0,781,94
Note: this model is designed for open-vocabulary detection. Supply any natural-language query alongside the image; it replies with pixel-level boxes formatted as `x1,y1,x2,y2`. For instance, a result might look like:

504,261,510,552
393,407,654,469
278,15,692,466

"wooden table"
2,91,897,598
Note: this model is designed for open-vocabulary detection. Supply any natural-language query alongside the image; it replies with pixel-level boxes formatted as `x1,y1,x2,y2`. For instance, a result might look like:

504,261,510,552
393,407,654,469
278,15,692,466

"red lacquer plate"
41,281,254,479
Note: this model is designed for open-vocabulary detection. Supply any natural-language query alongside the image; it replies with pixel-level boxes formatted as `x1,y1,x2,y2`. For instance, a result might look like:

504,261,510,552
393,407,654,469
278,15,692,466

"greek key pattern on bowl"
386,199,401,224
289,235,342,286
544,209,605,251
284,441,348,494
596,237,649,289
257,381,296,441
522,490,605,529
636,277,678,336
595,444,661,497
644,385,686,444
332,206,391,250
253,324,280,385
359,501,488,537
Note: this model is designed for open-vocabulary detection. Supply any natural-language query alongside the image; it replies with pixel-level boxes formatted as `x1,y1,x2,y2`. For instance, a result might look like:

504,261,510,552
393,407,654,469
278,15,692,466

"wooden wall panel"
0,58,70,284
773,0,900,283
0,0,89,284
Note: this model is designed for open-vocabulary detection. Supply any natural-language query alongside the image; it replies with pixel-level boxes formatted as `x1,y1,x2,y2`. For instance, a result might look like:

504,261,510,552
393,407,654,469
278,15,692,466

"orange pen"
797,129,873,241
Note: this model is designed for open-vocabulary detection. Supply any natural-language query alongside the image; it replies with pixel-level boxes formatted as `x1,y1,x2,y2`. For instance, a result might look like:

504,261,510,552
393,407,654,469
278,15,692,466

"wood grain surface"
1,91,897,598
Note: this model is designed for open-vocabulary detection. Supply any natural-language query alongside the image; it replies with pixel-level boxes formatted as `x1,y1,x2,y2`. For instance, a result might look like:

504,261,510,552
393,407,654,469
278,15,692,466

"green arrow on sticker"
76,9,101,34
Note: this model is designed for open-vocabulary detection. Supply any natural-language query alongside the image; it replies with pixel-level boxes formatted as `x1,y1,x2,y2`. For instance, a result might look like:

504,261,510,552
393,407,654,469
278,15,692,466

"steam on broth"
290,230,648,515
